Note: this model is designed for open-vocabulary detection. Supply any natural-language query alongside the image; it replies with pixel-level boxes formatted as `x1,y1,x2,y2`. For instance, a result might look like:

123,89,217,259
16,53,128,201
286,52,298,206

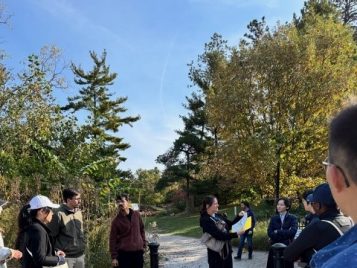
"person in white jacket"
0,247,22,264
0,203,22,267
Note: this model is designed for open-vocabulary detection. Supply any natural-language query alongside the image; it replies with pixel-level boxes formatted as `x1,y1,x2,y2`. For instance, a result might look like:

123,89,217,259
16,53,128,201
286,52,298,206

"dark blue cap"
311,183,336,206
306,194,313,203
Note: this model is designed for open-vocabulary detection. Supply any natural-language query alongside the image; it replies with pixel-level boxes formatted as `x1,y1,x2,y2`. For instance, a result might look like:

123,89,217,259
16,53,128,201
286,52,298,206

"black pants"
266,247,294,268
117,250,144,268
207,248,233,268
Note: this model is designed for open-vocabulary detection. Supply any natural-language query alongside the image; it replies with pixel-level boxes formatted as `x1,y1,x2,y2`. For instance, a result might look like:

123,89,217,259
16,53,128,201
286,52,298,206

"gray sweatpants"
66,255,85,268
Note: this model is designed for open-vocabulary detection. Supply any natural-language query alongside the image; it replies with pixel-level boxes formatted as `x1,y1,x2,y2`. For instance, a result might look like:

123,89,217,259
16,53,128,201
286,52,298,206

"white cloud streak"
33,0,134,51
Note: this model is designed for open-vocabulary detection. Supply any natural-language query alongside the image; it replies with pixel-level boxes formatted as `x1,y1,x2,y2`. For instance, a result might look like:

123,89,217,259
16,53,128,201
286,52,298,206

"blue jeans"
236,232,253,258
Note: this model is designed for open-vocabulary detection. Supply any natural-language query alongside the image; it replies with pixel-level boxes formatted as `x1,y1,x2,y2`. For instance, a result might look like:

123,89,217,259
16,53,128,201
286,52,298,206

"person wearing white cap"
20,195,67,268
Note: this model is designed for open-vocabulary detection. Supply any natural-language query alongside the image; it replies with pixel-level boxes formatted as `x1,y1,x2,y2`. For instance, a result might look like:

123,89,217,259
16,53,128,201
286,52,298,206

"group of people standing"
267,182,353,268
200,181,353,268
0,188,85,268
0,190,147,268
199,104,357,268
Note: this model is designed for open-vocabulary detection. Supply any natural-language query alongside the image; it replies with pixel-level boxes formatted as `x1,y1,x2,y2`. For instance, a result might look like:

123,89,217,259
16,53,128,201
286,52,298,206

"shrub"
1,204,20,248
85,218,111,268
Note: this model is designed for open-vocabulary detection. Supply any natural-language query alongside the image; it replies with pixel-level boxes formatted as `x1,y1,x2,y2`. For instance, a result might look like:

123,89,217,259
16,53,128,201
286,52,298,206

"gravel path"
158,233,269,268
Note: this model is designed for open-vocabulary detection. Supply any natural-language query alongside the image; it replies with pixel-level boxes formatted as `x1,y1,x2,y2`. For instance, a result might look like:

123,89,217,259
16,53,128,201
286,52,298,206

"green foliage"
0,204,20,248
63,50,140,167
251,220,270,250
188,10,357,202
157,93,215,212
85,218,111,268
294,0,339,29
0,47,141,268
59,49,140,199
131,168,164,206
0,47,70,199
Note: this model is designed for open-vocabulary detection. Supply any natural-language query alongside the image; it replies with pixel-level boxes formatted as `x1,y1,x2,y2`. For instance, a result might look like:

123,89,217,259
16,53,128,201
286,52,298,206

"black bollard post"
271,243,287,268
148,242,160,268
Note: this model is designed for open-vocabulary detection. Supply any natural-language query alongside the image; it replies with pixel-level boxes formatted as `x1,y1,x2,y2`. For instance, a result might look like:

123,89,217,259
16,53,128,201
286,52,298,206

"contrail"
159,33,178,117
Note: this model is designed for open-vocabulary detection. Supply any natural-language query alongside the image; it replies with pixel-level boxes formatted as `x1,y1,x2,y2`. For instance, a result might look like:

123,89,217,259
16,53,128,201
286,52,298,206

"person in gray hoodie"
48,189,85,268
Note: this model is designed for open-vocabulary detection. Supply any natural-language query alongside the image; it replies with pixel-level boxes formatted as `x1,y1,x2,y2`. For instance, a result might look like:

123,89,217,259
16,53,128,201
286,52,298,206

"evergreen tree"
157,93,211,212
63,50,139,181
294,0,339,30
331,0,357,25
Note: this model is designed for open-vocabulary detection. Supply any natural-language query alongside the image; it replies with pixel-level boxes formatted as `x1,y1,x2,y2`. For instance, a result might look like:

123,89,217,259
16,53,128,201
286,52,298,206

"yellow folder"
243,216,252,231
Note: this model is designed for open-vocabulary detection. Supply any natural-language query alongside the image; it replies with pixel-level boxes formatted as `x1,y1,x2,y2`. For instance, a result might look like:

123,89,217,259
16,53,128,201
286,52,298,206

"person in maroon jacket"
109,194,146,268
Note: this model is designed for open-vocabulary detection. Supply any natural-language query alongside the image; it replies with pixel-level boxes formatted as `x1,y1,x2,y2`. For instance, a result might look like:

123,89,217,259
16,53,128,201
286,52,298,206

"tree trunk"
185,177,193,213
185,152,193,213
274,160,280,203
185,187,194,214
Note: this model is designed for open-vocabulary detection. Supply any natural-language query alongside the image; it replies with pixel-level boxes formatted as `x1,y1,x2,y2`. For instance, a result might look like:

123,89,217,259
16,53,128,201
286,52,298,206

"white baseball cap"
29,195,60,210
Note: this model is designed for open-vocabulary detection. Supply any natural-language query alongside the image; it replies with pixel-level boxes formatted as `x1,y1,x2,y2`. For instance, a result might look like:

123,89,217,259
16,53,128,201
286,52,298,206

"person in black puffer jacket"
200,195,240,268
18,195,66,268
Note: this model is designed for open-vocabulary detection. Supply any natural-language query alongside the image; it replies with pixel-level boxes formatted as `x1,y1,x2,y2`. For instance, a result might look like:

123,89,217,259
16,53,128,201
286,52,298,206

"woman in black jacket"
199,195,239,268
19,195,66,268
266,197,297,268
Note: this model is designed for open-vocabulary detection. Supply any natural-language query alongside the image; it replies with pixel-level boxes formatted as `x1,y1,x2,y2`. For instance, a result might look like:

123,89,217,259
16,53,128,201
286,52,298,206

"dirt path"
158,233,269,268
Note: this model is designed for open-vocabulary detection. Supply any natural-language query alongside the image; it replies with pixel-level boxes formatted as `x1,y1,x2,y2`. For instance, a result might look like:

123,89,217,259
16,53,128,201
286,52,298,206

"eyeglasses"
322,157,351,188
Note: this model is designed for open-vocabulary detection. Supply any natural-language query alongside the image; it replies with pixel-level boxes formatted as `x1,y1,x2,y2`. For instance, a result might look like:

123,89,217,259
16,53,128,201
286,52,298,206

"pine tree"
157,93,211,212
63,50,139,177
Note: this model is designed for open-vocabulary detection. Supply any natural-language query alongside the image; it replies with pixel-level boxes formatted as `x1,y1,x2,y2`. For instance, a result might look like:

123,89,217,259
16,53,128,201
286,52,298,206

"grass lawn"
144,213,202,237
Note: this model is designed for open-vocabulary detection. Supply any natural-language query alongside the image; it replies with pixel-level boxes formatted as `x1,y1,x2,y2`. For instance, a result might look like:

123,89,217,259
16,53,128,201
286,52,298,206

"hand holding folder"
231,213,252,233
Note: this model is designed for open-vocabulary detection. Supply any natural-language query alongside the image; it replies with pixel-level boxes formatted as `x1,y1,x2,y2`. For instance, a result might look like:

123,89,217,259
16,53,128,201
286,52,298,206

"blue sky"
1,0,305,172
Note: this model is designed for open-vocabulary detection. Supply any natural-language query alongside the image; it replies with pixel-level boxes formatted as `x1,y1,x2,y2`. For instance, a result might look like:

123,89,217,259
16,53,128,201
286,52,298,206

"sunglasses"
322,157,350,188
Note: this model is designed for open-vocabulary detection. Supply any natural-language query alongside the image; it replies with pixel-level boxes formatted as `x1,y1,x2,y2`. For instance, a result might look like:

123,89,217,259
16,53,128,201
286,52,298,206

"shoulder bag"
200,216,230,259
200,232,225,253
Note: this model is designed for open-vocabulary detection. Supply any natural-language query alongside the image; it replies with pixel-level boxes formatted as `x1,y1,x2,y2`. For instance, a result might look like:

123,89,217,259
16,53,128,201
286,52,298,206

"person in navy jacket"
266,197,297,268
234,201,256,260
